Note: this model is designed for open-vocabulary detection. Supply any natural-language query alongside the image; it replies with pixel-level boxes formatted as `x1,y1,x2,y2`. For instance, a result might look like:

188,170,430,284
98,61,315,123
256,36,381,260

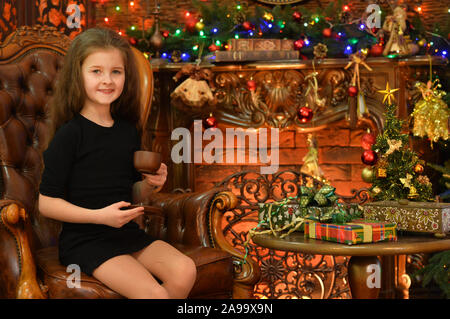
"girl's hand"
142,163,167,189
96,201,144,228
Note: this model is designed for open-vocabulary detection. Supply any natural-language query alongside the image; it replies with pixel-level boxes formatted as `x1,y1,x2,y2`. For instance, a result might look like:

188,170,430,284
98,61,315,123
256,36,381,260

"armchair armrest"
145,187,261,298
0,200,46,298
209,191,261,298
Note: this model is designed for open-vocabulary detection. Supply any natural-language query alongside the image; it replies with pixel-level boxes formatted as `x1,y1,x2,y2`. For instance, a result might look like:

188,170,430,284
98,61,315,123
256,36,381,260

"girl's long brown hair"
45,27,141,149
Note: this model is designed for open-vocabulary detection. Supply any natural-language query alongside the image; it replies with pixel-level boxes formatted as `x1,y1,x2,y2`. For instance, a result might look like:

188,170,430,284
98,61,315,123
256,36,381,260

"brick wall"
194,119,371,196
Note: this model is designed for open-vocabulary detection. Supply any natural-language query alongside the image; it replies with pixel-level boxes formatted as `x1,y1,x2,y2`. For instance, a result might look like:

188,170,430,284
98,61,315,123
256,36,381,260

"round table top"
252,232,450,256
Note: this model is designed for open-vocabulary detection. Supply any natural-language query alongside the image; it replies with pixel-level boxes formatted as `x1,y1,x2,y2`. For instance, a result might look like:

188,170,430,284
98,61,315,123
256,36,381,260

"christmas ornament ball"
242,21,254,31
361,150,378,165
294,39,305,50
297,106,314,123
361,167,375,183
247,80,257,91
203,115,218,129
195,21,205,31
208,44,220,52
361,132,376,150
128,37,137,46
348,86,358,97
370,43,384,57
322,28,332,37
292,11,302,22
414,163,424,174
417,38,427,47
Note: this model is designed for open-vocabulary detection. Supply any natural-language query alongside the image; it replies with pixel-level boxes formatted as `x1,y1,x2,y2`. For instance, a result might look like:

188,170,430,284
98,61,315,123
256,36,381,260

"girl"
38,27,196,299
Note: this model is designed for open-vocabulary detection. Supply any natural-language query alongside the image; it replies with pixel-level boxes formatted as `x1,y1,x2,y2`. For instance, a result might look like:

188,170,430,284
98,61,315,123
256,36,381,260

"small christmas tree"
370,83,433,202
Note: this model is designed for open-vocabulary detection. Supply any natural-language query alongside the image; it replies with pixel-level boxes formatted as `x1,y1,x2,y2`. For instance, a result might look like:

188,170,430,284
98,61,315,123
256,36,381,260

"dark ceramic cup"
133,151,161,174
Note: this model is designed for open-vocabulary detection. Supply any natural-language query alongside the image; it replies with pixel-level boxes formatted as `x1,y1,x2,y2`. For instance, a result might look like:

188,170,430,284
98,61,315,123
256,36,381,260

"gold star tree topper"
378,82,399,105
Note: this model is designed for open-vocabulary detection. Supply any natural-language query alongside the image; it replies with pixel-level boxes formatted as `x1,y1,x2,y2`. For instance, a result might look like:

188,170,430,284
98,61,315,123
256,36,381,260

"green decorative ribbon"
299,185,339,207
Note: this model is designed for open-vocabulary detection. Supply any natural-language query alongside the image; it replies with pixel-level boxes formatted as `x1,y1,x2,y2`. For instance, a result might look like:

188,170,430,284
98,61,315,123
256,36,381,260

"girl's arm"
132,163,167,204
39,194,100,224
39,194,144,228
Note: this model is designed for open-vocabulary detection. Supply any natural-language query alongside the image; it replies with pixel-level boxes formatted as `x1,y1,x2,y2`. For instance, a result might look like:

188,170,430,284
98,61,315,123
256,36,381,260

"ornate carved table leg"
347,256,381,299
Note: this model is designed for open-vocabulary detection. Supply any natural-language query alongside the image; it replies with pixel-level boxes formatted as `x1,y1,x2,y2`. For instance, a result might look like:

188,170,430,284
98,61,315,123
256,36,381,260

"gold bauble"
361,167,375,183
414,163,424,174
417,38,427,47
195,21,205,31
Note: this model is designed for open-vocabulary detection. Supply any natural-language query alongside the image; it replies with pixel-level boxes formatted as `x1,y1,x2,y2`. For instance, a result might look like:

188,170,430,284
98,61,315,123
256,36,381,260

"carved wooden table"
252,233,450,299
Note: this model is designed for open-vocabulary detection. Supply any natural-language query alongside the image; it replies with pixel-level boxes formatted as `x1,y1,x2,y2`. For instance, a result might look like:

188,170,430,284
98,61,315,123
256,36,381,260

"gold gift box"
363,201,450,237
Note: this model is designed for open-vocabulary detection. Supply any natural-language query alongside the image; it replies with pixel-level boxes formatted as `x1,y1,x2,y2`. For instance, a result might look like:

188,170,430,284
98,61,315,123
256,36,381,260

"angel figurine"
382,6,410,56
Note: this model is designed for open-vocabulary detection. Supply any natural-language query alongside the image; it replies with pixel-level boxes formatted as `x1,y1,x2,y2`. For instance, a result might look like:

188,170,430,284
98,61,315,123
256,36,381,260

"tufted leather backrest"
0,27,69,249
0,26,154,249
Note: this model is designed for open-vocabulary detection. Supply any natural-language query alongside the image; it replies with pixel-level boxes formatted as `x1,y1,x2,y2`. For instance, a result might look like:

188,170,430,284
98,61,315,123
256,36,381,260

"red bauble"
361,132,376,150
203,116,218,129
361,150,378,166
322,28,332,37
185,17,197,33
292,11,302,22
247,80,257,91
242,21,255,31
297,106,314,123
128,37,137,46
208,44,220,52
348,86,358,97
162,30,170,38
370,43,384,57
294,39,305,50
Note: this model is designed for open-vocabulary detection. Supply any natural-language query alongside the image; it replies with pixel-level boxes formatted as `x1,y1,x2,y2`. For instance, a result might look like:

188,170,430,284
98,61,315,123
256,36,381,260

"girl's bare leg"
131,240,197,299
92,254,169,299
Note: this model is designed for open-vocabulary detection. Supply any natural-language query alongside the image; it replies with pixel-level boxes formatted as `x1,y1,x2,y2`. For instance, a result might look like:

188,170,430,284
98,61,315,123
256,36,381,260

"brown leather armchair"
0,26,260,299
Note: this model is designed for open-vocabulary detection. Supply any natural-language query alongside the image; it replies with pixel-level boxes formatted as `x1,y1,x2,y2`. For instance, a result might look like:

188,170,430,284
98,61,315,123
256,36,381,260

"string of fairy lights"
98,0,450,62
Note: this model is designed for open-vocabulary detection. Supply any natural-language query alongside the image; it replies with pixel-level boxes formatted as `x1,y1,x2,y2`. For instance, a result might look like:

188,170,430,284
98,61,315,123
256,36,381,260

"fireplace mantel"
149,55,448,192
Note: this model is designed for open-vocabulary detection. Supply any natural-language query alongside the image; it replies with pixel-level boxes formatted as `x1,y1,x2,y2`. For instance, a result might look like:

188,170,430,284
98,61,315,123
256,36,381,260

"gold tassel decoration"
411,56,449,148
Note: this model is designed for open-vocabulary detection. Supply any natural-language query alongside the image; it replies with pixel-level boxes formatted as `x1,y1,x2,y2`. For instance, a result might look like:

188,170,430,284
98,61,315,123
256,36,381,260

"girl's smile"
81,48,125,110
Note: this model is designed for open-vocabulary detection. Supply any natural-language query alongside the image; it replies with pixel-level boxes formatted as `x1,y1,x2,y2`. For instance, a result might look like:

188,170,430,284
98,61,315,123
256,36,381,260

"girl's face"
81,48,125,110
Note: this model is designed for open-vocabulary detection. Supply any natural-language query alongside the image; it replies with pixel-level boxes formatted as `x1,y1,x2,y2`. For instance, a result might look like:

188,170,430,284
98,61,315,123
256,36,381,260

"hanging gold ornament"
378,82,399,105
407,186,419,199
304,60,326,111
411,55,449,148
361,167,375,183
411,80,449,147
377,167,387,178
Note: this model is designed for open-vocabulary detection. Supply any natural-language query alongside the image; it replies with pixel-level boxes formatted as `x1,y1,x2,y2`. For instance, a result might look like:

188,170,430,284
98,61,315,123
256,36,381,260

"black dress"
39,113,155,276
